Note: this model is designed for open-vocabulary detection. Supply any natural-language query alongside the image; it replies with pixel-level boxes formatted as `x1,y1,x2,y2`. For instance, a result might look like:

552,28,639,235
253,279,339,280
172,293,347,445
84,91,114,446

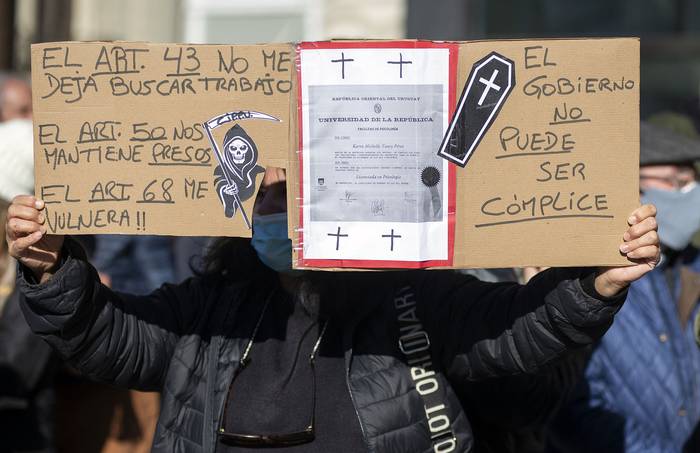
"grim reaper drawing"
203,110,280,228
213,124,265,221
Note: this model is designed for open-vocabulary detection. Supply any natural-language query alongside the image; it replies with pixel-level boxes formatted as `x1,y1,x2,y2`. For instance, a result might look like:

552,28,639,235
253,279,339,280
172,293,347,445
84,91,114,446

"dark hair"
198,237,272,282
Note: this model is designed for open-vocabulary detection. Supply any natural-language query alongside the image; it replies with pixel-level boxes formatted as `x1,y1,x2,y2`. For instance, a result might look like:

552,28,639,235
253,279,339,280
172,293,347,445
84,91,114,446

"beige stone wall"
68,0,405,42
71,0,181,42
323,0,406,39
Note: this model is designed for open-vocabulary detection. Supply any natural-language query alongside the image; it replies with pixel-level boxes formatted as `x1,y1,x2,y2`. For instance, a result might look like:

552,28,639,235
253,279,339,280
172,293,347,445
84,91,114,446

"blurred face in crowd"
639,164,697,192
0,79,33,122
639,163,700,251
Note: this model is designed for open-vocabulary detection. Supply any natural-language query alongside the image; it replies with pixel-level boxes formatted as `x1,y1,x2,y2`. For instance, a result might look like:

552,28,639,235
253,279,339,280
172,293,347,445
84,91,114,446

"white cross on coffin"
477,69,500,106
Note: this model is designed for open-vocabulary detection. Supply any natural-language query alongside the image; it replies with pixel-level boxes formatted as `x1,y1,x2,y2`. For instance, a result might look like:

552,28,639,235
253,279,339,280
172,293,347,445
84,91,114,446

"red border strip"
296,40,458,269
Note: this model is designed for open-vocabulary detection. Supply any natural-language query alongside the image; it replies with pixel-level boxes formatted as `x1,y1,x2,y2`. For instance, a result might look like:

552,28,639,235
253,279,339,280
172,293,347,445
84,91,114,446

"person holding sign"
6,166,659,453
548,117,700,453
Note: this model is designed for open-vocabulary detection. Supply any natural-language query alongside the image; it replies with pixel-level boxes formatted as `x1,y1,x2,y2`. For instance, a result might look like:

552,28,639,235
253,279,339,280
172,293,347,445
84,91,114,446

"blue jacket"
550,248,700,452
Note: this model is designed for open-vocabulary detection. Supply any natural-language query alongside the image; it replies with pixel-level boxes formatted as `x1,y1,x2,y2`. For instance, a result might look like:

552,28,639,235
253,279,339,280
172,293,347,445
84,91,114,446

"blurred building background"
3,0,700,117
408,0,700,118
1,0,405,68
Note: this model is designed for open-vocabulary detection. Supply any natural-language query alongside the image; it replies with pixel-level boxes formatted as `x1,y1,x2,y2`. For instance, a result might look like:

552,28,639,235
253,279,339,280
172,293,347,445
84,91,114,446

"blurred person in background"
173,236,211,282
0,74,32,122
0,119,58,453
547,114,700,453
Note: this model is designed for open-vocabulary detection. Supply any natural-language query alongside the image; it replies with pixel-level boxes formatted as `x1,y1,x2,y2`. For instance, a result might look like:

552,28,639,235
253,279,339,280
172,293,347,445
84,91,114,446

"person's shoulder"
385,269,487,302
178,271,252,295
410,269,481,285
157,273,257,331
153,271,251,309
354,269,428,288
330,269,484,298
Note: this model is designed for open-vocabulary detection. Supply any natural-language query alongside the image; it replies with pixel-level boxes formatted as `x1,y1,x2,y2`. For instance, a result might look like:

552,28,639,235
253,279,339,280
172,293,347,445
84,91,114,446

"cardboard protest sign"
32,38,638,268
451,38,638,268
289,38,639,268
31,42,294,236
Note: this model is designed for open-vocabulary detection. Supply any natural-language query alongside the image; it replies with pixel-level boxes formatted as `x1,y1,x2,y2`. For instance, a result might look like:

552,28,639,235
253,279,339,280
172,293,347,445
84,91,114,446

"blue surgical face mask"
641,182,700,251
251,212,293,272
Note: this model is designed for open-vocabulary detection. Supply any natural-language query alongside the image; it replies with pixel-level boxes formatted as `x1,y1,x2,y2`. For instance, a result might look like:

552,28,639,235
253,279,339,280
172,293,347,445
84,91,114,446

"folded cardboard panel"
31,38,638,268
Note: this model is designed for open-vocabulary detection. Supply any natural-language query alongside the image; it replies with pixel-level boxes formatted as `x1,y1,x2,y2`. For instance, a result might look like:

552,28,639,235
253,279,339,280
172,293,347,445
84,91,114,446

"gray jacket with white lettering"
17,239,624,453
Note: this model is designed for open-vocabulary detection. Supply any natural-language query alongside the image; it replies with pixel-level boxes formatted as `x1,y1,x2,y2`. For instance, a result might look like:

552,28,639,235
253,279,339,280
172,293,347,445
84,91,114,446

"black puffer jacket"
17,240,624,453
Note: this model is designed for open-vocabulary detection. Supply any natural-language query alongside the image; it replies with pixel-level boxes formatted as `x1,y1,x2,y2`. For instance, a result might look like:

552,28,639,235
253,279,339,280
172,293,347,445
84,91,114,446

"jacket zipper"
346,347,371,452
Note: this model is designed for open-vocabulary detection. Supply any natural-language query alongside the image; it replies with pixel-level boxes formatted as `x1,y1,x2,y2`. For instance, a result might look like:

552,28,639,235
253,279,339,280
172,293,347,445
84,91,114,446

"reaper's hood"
221,124,260,188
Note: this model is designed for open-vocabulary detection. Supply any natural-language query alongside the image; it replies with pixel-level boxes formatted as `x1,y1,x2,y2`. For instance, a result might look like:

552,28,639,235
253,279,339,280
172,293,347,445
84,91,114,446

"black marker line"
87,199,131,203
165,72,201,77
147,162,211,167
475,214,614,228
331,53,354,79
548,118,591,125
387,53,412,79
328,226,348,251
76,139,119,144
381,228,402,251
91,70,141,76
135,200,176,204
495,150,572,159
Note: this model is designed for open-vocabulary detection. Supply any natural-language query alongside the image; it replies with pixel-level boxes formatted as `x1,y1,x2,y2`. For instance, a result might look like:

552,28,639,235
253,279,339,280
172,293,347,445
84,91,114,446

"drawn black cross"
328,226,349,251
331,52,354,79
381,229,402,251
387,53,412,79
477,69,501,106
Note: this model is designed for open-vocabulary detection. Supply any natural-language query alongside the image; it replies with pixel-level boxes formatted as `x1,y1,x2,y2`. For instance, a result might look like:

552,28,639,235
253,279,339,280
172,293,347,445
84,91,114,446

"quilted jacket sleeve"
417,268,626,382
460,347,590,433
16,238,207,391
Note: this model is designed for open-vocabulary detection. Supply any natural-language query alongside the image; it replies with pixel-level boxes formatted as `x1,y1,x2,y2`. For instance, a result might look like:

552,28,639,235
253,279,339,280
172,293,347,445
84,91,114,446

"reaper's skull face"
227,138,249,165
